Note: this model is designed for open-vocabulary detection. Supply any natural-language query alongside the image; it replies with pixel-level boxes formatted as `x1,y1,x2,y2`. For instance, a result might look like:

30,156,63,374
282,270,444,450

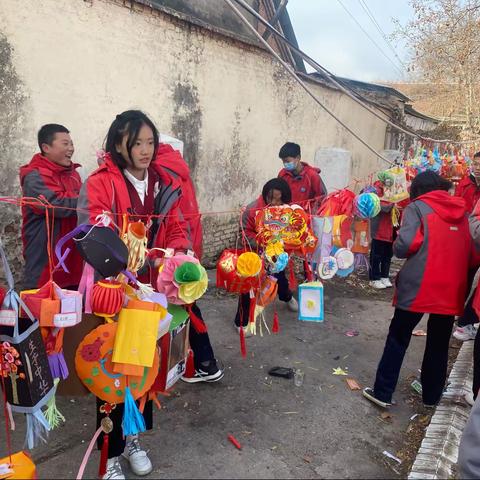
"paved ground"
1,273,439,479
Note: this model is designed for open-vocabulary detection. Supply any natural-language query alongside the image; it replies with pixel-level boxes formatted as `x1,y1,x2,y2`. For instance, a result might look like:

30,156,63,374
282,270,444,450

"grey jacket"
458,396,480,479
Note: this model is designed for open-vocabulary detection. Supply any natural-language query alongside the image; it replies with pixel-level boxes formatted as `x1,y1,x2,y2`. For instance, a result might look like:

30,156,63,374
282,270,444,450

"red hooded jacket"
455,175,480,214
393,190,471,315
154,144,203,259
370,181,395,242
241,195,267,247
77,154,191,263
20,153,83,289
278,162,326,209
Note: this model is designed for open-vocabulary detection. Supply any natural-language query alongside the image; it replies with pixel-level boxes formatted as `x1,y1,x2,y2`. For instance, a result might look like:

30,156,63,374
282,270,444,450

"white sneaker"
370,280,386,290
465,391,475,407
287,297,299,312
103,458,125,480
122,435,152,476
381,277,393,288
453,324,478,341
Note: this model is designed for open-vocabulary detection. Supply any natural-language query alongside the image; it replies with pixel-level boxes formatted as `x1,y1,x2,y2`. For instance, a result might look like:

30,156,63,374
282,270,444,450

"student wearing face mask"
278,142,327,210
233,178,298,334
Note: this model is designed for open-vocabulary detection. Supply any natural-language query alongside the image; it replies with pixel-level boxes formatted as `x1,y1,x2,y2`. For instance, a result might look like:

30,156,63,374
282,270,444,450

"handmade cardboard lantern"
0,451,36,479
151,304,190,392
298,282,324,322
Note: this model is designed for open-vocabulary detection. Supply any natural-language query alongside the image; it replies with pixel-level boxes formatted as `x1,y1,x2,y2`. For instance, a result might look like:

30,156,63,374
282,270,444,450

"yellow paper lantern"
236,252,262,278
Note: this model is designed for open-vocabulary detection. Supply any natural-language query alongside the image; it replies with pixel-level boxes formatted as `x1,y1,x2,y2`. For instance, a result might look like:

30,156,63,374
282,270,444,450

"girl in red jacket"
363,171,471,409
78,111,223,479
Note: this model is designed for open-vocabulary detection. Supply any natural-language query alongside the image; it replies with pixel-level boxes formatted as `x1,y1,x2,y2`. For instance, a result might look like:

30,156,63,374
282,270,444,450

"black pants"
474,326,480,400
188,303,215,369
234,271,292,327
96,398,153,459
369,239,393,281
96,303,215,458
373,308,455,405
457,269,479,327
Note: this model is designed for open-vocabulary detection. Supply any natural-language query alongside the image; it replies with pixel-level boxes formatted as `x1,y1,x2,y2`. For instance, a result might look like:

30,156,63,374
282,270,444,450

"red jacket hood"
417,190,467,223
20,153,80,186
155,143,191,181
279,162,321,178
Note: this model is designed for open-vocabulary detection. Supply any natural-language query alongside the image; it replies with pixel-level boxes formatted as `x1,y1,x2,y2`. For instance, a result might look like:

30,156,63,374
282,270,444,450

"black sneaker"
362,387,392,408
181,360,225,383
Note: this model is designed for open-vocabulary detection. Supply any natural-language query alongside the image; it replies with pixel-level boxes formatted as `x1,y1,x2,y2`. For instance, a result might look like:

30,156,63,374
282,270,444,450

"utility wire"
233,0,480,145
356,0,408,70
224,0,395,166
335,0,405,78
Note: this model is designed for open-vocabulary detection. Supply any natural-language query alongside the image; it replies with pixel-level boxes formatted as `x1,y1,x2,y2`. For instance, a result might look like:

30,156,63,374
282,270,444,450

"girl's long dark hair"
262,178,292,204
105,110,159,169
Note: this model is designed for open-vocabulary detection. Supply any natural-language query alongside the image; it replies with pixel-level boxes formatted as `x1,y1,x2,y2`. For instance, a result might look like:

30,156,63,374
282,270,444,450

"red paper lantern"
91,280,124,318
216,249,264,294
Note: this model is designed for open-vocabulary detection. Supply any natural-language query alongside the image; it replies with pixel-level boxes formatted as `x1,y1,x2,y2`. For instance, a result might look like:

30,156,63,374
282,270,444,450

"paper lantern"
255,204,317,253
123,221,148,273
75,323,159,403
298,282,324,322
156,254,199,305
377,166,409,203
334,248,354,270
332,215,353,248
178,265,208,304
216,249,264,294
74,226,129,278
236,252,262,277
354,192,381,218
91,280,124,318
256,275,278,307
0,451,36,479
318,256,338,280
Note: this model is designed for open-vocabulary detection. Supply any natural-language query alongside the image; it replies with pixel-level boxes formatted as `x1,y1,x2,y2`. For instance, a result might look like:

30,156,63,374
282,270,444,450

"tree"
395,0,480,137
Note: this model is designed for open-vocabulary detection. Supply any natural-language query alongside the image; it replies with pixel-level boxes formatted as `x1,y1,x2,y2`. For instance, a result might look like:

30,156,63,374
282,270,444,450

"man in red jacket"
278,142,327,210
364,171,472,409
20,124,82,289
453,152,480,342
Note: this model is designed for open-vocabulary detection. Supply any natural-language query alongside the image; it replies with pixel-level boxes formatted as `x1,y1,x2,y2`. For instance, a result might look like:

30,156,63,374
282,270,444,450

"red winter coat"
455,175,480,214
278,162,326,209
77,154,191,258
155,144,203,260
20,153,83,289
241,195,267,247
370,181,394,242
393,190,471,315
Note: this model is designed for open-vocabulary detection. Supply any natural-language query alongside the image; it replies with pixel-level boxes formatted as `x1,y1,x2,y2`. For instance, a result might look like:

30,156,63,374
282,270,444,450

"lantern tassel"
272,309,280,333
98,433,109,477
122,387,146,437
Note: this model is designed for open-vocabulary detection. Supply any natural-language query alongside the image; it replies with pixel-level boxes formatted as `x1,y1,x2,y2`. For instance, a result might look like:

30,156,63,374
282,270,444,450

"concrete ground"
1,274,436,479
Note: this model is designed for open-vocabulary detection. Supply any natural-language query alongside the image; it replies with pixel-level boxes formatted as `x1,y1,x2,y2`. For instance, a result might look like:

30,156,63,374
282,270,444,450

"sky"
287,0,414,83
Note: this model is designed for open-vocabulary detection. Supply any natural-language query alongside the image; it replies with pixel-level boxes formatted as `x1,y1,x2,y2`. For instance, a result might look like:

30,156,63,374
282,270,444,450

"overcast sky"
287,0,414,83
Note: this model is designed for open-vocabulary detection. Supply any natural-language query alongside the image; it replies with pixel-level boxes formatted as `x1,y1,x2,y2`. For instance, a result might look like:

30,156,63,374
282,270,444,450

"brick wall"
202,214,239,268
